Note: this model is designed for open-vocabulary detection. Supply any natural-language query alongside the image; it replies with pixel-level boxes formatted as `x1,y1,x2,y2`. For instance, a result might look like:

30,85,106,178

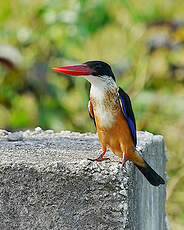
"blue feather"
119,88,137,146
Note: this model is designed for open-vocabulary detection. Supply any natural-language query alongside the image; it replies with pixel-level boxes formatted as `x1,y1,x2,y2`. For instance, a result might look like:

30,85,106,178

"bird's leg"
96,148,109,162
88,148,109,162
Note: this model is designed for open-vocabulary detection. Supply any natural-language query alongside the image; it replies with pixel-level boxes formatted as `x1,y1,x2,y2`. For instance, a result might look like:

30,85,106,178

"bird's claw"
120,160,127,172
88,157,110,162
120,152,128,172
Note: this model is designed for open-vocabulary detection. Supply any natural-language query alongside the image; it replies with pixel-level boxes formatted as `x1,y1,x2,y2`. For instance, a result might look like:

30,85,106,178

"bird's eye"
96,64,101,69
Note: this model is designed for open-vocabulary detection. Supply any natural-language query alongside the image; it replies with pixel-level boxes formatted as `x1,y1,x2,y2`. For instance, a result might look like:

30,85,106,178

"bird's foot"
120,159,127,172
120,152,127,171
88,149,109,162
88,157,110,162
120,158,126,167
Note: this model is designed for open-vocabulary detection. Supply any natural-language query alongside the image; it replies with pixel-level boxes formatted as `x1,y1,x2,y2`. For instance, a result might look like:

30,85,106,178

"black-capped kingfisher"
53,61,165,186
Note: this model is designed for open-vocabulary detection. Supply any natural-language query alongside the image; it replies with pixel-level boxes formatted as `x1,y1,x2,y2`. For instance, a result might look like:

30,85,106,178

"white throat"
85,75,118,128
85,75,117,99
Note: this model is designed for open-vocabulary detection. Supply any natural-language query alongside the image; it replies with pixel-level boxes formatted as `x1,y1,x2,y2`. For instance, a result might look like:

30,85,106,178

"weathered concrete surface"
0,129,167,230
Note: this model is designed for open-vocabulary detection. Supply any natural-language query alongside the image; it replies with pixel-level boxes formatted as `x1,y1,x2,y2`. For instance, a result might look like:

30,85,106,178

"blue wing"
118,87,137,146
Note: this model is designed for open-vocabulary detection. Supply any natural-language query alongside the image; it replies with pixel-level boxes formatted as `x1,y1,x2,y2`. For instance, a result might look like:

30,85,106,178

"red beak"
52,64,94,76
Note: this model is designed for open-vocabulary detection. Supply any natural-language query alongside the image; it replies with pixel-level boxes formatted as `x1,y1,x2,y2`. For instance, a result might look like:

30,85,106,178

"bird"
53,61,165,186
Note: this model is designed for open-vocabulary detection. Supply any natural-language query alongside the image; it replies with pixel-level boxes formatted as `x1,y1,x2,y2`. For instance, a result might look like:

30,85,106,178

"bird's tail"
132,149,165,186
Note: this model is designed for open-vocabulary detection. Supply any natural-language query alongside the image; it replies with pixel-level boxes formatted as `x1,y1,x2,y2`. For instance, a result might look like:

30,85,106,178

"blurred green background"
0,0,184,228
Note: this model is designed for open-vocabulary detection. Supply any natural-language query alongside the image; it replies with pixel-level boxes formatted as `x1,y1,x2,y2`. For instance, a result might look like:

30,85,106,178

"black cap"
83,61,116,82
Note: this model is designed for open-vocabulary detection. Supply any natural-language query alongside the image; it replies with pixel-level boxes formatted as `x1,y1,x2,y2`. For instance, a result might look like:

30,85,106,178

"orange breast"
95,107,135,159
90,88,135,160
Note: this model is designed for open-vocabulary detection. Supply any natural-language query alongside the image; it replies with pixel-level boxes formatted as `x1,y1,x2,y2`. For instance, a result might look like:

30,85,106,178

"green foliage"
0,0,184,228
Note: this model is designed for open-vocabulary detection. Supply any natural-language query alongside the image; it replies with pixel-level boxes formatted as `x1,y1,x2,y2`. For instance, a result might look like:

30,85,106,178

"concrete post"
0,129,168,230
